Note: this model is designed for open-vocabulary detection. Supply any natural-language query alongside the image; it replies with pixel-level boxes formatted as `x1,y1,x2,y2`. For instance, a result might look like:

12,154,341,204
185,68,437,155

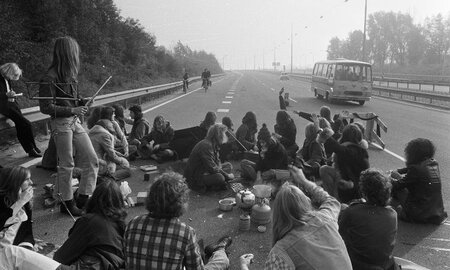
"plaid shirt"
124,214,203,270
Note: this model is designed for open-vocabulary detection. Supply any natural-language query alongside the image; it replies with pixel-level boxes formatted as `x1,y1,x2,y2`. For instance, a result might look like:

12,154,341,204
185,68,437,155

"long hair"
146,172,189,218
404,138,435,166
0,167,30,207
319,106,332,123
205,123,227,149
304,122,318,142
87,106,104,129
340,124,362,144
242,111,257,132
272,184,313,246
85,179,127,226
359,168,392,207
112,104,125,119
276,111,293,129
100,106,115,121
0,63,22,79
49,36,80,82
200,111,216,130
152,115,165,131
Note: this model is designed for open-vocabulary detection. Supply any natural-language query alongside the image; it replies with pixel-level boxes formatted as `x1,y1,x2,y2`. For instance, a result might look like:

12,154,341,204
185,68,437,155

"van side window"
313,64,318,75
321,64,328,77
335,64,343,80
327,65,334,78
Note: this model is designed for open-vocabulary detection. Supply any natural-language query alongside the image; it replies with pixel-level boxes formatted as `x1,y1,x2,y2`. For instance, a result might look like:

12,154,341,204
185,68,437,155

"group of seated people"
1,104,448,269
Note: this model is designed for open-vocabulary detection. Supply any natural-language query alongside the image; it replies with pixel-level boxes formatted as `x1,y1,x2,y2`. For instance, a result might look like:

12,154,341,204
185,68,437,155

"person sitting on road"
240,166,352,270
319,123,370,203
199,111,217,139
54,179,127,269
138,115,175,163
100,106,129,157
235,111,258,153
390,138,448,225
339,168,398,270
86,106,104,130
240,123,288,184
219,116,238,161
88,115,131,182
124,172,233,270
112,104,128,136
296,121,328,179
0,166,35,249
273,110,299,160
127,105,150,160
184,124,234,192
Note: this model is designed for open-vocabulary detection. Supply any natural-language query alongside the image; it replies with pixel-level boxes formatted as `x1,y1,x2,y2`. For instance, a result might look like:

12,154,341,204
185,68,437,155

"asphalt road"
6,71,450,269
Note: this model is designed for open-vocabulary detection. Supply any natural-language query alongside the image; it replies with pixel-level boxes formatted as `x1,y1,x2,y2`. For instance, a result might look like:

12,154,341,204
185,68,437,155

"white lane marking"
227,92,234,95
425,237,450,242
21,158,42,168
222,101,232,104
270,88,275,91
225,96,233,99
217,109,230,113
143,77,226,114
417,245,450,253
371,143,406,162
289,97,298,103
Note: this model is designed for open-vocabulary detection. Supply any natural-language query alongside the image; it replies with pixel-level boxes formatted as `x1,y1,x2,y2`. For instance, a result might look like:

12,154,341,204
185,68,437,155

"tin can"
239,214,251,231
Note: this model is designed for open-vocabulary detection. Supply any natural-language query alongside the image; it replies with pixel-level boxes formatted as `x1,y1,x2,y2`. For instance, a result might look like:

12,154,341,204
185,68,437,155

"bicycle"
202,78,208,92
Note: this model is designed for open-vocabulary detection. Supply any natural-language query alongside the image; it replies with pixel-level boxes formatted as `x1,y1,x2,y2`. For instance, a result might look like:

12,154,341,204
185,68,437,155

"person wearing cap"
240,123,289,183
126,105,150,160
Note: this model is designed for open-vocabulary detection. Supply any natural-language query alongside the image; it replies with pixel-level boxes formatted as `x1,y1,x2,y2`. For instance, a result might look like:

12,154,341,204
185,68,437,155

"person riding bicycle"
206,69,211,86
201,68,208,88
183,72,189,91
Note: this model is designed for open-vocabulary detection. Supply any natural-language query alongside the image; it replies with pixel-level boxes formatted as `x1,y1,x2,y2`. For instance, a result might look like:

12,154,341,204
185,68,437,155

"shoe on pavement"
60,199,83,217
28,149,42,158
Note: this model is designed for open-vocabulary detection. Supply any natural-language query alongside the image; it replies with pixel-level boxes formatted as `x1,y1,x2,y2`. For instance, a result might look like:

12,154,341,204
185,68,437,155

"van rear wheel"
358,100,365,106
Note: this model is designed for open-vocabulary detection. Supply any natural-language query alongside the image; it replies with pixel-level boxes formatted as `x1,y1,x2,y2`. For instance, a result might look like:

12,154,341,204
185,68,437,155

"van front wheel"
358,100,365,106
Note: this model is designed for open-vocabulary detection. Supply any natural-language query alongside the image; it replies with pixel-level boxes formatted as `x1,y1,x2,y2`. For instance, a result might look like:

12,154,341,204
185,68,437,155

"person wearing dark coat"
240,123,289,183
274,110,299,159
54,180,126,269
138,115,175,162
390,138,447,225
320,123,370,203
184,124,234,192
0,63,41,157
235,111,258,152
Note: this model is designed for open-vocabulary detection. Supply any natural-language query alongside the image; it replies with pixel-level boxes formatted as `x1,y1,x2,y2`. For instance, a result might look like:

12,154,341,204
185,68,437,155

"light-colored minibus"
311,59,372,105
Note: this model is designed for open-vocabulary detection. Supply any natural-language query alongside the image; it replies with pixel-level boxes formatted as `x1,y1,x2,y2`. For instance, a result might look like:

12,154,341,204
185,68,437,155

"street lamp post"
290,24,293,73
362,0,367,62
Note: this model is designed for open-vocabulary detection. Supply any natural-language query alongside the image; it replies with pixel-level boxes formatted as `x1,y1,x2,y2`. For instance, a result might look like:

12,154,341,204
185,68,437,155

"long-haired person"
125,172,232,270
184,124,234,192
390,138,447,224
138,115,175,162
241,166,352,270
235,111,258,152
39,36,99,216
199,111,217,138
0,63,41,157
54,180,127,269
273,110,298,159
339,169,398,270
0,166,35,248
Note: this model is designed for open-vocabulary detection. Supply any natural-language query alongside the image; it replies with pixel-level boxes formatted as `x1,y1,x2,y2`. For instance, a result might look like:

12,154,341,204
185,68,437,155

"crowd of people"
0,35,448,270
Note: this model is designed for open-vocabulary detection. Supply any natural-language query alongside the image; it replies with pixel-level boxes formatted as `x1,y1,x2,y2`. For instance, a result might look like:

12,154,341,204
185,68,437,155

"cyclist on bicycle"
183,72,189,91
206,69,211,86
201,68,208,88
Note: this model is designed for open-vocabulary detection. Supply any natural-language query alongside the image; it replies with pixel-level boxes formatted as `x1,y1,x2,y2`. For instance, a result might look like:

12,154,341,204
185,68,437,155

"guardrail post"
419,84,422,91
432,84,435,91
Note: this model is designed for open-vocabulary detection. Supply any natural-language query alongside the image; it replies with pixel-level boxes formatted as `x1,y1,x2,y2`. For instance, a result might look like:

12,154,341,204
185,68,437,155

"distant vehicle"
280,72,289,81
311,59,372,105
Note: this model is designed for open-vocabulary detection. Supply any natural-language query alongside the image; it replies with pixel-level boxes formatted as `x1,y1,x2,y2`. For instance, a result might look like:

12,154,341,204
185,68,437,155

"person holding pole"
39,36,99,216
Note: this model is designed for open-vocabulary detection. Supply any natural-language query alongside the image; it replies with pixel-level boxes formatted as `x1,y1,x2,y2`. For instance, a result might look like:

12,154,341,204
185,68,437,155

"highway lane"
24,70,450,269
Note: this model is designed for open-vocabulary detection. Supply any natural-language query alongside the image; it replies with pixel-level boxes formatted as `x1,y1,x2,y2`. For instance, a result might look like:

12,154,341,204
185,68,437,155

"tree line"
327,11,450,75
0,0,222,106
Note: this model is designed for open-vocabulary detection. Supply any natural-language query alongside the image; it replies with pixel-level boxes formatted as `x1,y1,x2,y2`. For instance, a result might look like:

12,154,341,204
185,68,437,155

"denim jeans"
204,249,229,270
51,117,99,201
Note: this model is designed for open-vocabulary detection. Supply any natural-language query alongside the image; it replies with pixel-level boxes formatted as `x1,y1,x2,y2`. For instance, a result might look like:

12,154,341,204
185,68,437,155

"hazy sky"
114,0,449,70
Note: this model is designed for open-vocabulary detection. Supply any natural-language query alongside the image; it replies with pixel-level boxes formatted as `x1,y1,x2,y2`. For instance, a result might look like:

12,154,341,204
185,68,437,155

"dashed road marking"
270,88,275,91
225,96,233,99
289,97,298,103
21,158,42,168
227,92,234,95
217,109,230,113
222,101,232,104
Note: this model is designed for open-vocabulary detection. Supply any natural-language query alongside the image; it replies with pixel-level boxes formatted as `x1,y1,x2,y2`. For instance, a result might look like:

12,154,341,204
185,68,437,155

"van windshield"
334,64,372,82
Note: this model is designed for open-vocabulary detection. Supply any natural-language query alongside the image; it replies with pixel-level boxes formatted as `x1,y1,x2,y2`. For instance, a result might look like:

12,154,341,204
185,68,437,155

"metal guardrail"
0,75,221,131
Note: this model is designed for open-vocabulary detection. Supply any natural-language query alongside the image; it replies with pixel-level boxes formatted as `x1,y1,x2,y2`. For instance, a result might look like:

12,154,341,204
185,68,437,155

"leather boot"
60,199,83,216
76,194,89,209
